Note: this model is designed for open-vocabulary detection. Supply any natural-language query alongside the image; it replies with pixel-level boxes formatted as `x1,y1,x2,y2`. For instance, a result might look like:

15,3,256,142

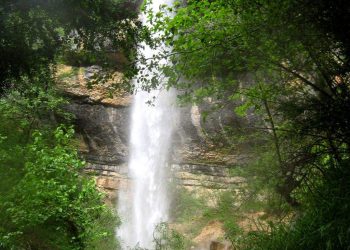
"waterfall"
117,0,176,249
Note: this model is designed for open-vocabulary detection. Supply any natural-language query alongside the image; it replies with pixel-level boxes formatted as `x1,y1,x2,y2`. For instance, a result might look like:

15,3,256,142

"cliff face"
58,65,250,204
57,65,255,249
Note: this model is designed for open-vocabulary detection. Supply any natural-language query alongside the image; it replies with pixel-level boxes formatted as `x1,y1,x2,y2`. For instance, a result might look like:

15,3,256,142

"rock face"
57,65,131,203
58,65,254,248
67,100,130,203
65,97,249,200
66,102,129,165
172,163,246,206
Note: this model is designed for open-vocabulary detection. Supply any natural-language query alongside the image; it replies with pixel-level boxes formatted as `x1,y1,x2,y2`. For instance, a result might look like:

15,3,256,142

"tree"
0,88,119,249
0,0,144,93
148,0,350,205
0,1,148,248
145,0,350,248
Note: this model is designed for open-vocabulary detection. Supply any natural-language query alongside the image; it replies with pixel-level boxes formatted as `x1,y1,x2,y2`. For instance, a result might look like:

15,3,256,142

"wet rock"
58,65,252,204
66,103,130,165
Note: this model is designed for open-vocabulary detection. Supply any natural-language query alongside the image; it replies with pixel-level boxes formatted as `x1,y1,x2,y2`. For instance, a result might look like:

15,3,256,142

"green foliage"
0,0,139,247
141,0,350,248
235,161,350,250
0,125,118,249
0,89,118,249
169,187,211,246
0,1,145,249
0,0,145,93
86,208,120,250
153,223,185,250
204,191,242,241
171,188,207,223
172,187,243,247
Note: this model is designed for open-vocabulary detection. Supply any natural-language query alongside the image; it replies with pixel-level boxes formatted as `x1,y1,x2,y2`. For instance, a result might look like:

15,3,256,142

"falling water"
117,0,176,249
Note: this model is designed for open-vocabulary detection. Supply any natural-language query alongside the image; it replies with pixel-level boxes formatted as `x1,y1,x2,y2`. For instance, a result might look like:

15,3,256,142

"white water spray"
117,0,176,249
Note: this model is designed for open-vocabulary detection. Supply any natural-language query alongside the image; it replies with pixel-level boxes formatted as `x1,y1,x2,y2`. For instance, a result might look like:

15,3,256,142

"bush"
0,90,118,249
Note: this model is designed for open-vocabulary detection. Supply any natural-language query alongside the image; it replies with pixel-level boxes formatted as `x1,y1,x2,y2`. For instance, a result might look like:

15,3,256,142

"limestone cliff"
57,65,253,248
58,65,250,199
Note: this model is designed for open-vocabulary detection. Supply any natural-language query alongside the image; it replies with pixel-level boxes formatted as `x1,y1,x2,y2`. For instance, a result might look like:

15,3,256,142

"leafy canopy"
143,0,350,248
0,0,144,92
